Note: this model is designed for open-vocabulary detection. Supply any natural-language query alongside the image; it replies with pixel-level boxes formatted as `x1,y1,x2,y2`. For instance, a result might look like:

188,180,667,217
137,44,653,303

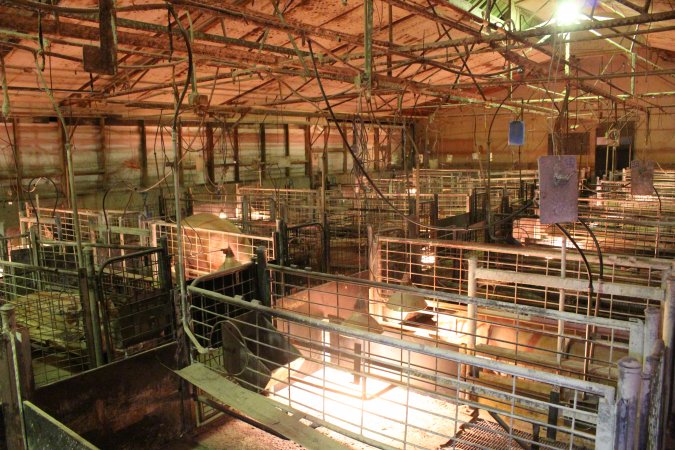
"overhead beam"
398,9,675,51
417,0,656,110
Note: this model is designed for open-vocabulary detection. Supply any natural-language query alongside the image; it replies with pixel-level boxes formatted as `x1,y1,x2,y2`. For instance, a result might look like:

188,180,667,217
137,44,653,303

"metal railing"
0,258,90,386
514,216,675,258
238,186,321,225
151,220,275,280
0,231,176,387
20,206,145,244
186,264,620,450
95,245,174,362
374,235,669,322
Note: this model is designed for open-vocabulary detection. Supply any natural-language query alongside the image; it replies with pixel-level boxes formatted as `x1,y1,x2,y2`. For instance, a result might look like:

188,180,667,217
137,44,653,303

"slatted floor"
444,418,582,450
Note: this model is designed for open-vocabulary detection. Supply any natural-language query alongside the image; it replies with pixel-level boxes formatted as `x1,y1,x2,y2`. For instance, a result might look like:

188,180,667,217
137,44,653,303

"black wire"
102,187,112,230
578,217,603,281
25,176,60,234
556,223,594,296
485,92,516,241
166,5,193,131
307,39,530,234
653,185,662,217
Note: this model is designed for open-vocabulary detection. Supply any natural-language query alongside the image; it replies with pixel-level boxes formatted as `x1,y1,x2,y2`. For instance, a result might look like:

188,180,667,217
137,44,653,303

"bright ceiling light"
555,0,581,26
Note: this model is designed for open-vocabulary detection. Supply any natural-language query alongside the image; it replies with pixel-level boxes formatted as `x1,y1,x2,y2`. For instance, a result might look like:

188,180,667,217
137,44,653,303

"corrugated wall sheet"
0,120,405,202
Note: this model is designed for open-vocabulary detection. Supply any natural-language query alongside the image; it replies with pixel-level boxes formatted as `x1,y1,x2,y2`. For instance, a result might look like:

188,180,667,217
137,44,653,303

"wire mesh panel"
151,221,275,280
514,216,675,258
96,247,175,362
284,222,326,272
188,264,259,423
21,206,145,244
186,266,618,450
187,191,243,222
238,187,320,225
271,266,643,385
0,259,89,386
375,236,668,322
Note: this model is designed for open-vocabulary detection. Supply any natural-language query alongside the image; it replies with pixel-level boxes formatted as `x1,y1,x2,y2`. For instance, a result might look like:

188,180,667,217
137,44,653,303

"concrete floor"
166,415,376,450
166,416,307,450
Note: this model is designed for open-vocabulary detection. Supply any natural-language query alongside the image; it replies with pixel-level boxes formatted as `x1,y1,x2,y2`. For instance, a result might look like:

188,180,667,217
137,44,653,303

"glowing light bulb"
218,209,227,219
421,254,436,265
555,0,581,26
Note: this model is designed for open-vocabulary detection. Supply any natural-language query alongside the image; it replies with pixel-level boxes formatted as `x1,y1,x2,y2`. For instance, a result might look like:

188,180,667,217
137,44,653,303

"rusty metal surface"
630,160,655,196
538,155,578,224
23,401,98,450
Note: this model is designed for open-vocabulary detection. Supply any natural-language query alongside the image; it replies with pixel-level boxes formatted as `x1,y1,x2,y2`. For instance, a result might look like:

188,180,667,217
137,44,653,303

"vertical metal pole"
558,236,567,364
158,236,172,289
638,307,661,449
643,307,660,364
596,394,617,450
663,276,675,439
616,357,642,450
639,350,656,450
84,248,104,366
467,257,477,355
270,198,277,222
0,304,26,449
255,246,271,308
63,138,85,269
647,342,665,450
29,227,42,292
363,0,373,99
80,248,103,367
275,219,287,267
172,122,188,336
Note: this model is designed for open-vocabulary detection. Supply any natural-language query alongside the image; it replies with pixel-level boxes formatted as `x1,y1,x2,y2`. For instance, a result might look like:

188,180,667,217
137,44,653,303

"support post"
283,124,290,179
10,118,24,207
0,304,27,450
643,307,660,363
664,276,675,428
647,341,665,450
363,0,373,98
615,357,642,450
83,248,104,366
259,123,266,181
138,120,149,188
639,348,656,450
304,124,313,183
255,246,271,307
636,307,662,449
233,126,240,183
467,257,477,354
205,123,215,185
558,235,567,365
430,194,439,239
158,236,172,289
275,219,288,267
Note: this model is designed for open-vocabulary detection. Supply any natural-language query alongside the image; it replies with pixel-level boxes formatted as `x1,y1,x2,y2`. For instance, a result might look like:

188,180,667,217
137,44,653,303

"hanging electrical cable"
556,222,594,296
166,3,194,329
578,217,603,281
307,39,532,234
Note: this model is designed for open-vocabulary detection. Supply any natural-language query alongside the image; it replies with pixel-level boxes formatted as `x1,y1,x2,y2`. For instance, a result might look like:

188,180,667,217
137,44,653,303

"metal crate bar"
187,275,618,450
269,264,647,385
151,220,275,280
374,235,669,322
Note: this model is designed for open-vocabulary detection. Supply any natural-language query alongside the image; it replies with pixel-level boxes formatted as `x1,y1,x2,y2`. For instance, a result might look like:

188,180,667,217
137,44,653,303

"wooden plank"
174,363,351,450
